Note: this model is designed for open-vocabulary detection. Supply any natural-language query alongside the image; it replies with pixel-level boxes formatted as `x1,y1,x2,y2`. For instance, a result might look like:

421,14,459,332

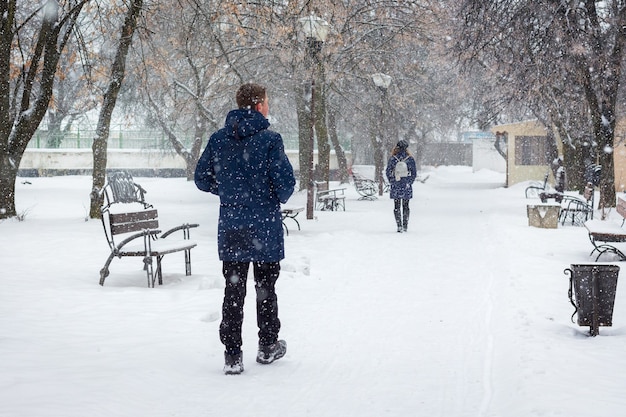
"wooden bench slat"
110,209,158,223
110,219,160,235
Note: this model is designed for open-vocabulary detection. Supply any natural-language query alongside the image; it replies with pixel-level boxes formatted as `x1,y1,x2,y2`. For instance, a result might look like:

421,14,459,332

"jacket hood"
224,109,270,140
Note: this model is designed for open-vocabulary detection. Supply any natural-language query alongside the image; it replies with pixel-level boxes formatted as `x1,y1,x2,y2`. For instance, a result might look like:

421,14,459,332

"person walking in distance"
194,83,296,375
385,140,417,232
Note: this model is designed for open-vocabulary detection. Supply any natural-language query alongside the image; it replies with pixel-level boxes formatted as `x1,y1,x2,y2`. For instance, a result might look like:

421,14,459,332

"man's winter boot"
224,351,244,375
256,340,287,364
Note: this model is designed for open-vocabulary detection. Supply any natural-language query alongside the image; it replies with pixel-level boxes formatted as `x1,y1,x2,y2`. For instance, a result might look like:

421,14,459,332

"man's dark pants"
220,261,281,354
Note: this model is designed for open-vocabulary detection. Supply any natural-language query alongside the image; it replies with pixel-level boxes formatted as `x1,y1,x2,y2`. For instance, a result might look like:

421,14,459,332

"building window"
515,136,548,165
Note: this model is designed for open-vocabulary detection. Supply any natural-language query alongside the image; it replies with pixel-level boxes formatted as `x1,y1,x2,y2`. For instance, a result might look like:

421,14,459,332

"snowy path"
199,170,518,416
2,167,626,417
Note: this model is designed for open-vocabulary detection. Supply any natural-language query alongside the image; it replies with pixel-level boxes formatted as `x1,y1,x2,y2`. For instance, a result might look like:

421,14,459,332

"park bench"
315,181,346,211
99,171,199,287
281,205,304,235
351,172,378,200
559,184,594,226
584,196,626,261
526,171,550,198
538,183,594,226
416,173,430,184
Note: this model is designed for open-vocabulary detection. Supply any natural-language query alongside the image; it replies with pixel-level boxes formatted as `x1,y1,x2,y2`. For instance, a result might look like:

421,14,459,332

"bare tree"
45,41,98,147
89,0,144,218
454,0,626,209
0,0,91,219
133,0,240,181
118,0,467,192
321,0,449,182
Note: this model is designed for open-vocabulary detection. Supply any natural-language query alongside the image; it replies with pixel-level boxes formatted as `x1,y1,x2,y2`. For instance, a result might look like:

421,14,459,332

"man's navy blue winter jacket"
194,108,295,262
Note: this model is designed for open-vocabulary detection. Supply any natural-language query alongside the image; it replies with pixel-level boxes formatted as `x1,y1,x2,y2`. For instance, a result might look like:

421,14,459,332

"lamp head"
299,15,330,42
372,73,392,89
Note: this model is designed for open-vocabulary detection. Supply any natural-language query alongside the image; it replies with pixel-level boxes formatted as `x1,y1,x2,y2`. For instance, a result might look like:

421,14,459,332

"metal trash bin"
564,264,620,336
527,204,560,228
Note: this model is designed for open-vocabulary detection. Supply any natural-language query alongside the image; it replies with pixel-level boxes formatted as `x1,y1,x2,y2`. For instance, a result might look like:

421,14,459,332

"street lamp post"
371,73,392,196
299,15,329,220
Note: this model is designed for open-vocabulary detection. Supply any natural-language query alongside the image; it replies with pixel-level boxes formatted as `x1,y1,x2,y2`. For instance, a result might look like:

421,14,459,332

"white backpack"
394,156,410,181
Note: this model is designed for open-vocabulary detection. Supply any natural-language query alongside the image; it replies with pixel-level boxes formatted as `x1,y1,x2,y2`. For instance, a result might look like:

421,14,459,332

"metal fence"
29,129,306,150
29,129,198,150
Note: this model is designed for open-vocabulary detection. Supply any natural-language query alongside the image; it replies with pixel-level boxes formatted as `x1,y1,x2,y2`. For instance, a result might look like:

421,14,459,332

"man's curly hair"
236,83,266,109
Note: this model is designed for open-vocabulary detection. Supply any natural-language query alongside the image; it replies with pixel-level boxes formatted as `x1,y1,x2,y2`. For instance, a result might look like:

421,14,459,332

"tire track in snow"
477,250,495,417
417,177,505,417
474,202,517,417
471,202,515,417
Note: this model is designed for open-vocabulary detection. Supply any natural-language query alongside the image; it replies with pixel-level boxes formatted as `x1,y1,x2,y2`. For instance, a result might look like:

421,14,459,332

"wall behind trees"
421,143,472,167
18,149,349,178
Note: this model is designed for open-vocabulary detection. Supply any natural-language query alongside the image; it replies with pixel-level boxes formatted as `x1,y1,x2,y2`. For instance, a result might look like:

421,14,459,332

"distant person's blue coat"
385,151,417,199
195,109,295,262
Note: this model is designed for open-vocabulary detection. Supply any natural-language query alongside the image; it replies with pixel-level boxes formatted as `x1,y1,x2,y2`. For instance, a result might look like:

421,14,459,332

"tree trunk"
187,117,205,180
598,116,617,213
371,119,385,196
374,91,386,196
0,154,18,217
314,82,330,183
328,109,349,184
580,69,618,212
295,83,312,191
89,0,143,219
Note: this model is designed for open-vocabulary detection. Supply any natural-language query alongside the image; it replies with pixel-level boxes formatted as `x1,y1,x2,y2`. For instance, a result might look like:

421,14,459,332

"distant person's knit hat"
397,140,409,150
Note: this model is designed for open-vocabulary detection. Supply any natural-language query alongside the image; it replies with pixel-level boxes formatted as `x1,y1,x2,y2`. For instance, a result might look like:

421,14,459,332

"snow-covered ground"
1,166,625,417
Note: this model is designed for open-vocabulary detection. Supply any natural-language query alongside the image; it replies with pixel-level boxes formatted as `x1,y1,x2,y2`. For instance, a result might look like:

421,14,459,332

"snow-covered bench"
351,172,378,200
99,171,199,287
559,184,594,226
315,181,346,211
584,196,626,261
281,205,304,235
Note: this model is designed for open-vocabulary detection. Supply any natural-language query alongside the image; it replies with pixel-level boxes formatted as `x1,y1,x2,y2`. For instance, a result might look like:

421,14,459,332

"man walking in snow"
194,83,296,375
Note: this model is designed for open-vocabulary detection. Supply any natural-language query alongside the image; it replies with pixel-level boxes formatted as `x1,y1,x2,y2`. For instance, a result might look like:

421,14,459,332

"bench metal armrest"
113,229,162,255
562,195,585,205
160,223,199,239
560,196,592,226
326,188,346,196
